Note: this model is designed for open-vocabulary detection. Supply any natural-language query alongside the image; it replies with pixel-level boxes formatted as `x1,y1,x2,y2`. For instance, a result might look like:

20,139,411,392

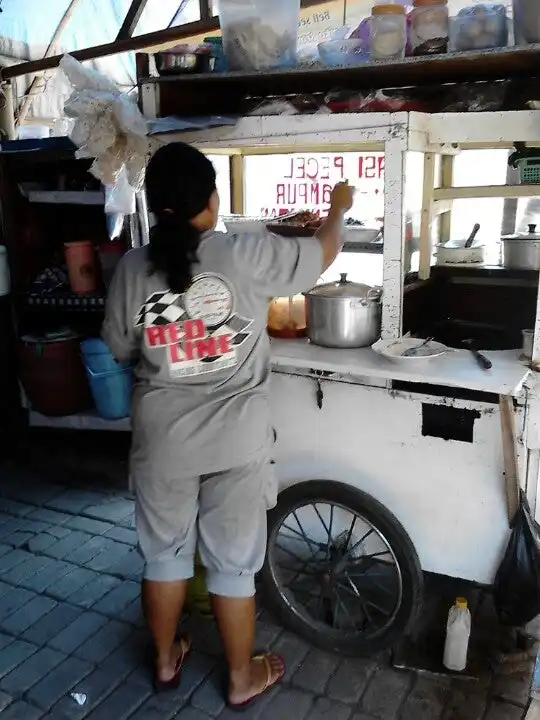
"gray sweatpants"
134,456,277,597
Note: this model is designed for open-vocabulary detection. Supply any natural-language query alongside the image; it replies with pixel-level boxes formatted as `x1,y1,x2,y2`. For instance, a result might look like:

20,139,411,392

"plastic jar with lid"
371,4,407,60
410,0,449,55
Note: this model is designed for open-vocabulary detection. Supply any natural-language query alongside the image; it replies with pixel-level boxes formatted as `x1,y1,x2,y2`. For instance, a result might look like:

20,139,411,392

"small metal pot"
303,273,382,349
502,224,540,270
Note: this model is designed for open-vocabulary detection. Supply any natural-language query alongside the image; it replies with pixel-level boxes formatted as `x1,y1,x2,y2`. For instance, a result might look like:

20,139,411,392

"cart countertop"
270,339,533,397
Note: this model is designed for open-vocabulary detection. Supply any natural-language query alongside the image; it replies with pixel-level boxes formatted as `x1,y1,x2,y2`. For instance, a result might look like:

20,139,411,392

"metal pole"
116,0,150,41
15,0,81,128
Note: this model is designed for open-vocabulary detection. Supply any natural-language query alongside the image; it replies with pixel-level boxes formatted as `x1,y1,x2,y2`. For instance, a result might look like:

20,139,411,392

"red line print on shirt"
134,273,253,378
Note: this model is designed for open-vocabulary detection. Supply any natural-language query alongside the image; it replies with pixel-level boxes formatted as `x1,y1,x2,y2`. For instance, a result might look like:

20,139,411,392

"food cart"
5,42,540,656
136,68,540,654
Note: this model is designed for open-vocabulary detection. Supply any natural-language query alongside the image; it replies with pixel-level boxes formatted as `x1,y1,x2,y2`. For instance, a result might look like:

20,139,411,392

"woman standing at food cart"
103,142,353,707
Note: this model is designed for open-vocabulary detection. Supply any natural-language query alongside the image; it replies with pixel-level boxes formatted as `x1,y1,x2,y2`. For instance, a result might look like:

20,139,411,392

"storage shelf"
433,184,540,201
149,111,540,152
140,45,540,118
24,293,106,311
24,190,105,206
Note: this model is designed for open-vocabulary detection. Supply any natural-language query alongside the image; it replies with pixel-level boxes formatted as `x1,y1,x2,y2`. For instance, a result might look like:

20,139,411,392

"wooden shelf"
434,184,540,202
24,292,106,311
23,190,105,206
140,45,540,117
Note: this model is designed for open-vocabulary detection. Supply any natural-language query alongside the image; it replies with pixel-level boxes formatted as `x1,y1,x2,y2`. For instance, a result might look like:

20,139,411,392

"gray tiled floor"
0,463,532,720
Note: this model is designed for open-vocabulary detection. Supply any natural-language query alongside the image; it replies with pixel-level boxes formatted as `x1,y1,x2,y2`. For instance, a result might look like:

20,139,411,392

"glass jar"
267,295,306,339
410,0,449,55
371,4,407,60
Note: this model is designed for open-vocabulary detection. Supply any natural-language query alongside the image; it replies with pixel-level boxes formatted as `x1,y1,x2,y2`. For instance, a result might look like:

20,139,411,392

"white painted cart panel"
269,370,524,584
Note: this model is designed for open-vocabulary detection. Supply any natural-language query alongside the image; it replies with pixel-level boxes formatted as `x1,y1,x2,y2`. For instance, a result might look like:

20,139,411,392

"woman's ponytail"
148,212,201,294
145,142,217,295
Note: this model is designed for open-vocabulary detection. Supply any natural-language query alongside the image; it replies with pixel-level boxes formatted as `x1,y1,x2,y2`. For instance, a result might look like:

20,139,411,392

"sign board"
244,152,385,221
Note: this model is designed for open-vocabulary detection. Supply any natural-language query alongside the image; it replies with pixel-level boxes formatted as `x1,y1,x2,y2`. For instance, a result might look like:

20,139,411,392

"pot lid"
504,223,540,241
306,273,377,299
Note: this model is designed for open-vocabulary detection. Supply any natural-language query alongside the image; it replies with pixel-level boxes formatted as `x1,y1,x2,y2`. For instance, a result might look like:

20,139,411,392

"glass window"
207,154,232,216
242,147,519,286
244,152,385,285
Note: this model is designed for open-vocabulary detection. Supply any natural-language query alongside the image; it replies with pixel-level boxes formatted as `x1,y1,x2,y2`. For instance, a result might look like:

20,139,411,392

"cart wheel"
261,480,423,656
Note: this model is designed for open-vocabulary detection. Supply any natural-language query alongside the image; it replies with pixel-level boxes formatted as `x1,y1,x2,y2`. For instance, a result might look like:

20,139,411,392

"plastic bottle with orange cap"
443,597,472,671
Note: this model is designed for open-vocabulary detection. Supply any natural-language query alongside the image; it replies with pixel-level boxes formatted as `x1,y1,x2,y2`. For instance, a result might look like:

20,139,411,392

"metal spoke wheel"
261,480,423,656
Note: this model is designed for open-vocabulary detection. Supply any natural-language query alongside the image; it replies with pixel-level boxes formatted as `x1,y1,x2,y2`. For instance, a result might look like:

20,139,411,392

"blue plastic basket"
516,157,540,185
81,339,132,420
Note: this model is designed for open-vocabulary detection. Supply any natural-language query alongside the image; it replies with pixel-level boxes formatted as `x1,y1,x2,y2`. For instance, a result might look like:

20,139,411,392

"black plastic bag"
493,492,540,627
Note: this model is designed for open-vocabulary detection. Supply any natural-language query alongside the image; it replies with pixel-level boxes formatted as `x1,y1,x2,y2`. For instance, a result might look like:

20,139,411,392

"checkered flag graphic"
199,315,253,363
135,292,186,327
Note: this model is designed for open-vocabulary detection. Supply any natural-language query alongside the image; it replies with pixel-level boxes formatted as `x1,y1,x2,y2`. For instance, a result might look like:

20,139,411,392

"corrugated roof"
0,0,199,123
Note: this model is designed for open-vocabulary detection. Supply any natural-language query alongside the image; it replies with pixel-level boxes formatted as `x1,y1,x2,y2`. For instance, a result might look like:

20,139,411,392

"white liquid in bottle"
443,597,471,672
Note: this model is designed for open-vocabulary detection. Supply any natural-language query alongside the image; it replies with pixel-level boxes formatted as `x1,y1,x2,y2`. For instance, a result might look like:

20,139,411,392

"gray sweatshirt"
102,229,322,479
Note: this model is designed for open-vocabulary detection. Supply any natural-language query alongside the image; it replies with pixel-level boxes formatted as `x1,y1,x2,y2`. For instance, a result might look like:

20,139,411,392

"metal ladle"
464,223,481,248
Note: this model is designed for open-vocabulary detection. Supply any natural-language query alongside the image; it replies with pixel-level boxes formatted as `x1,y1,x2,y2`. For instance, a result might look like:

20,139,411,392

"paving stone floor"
0,459,533,720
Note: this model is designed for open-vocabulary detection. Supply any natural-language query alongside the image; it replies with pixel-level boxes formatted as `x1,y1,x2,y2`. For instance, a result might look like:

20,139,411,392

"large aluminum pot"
502,224,540,270
303,273,382,348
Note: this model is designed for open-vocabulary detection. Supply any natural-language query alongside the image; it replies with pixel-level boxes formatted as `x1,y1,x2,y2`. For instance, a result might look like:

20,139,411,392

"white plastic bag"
105,168,136,215
60,54,149,196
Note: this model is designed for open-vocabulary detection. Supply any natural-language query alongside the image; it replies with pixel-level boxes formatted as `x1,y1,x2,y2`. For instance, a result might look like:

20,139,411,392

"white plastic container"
371,4,407,60
410,0,449,55
218,0,300,71
443,597,471,672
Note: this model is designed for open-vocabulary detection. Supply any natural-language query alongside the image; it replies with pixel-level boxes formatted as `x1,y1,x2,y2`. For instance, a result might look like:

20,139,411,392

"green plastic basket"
516,157,540,184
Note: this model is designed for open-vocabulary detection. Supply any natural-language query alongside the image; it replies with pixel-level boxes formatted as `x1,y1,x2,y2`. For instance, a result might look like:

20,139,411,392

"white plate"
372,337,449,363
222,216,265,234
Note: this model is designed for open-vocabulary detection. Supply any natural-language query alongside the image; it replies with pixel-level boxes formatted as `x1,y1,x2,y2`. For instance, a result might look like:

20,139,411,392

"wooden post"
439,154,454,245
499,394,520,526
230,155,245,215
418,152,436,280
0,83,16,140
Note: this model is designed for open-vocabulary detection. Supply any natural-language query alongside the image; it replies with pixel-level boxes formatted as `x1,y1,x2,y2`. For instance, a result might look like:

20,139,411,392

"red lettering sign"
216,334,233,354
169,342,183,363
194,337,218,359
184,319,205,341
146,326,167,347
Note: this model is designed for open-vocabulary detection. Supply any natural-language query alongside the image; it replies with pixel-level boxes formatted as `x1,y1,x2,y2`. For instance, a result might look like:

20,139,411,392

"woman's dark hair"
145,142,217,294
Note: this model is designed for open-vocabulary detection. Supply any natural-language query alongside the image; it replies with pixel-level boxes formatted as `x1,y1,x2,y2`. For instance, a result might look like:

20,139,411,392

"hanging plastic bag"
493,492,540,627
105,168,136,216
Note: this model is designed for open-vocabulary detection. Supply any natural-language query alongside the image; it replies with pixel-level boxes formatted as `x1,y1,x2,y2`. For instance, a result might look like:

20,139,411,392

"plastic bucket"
20,332,92,417
64,241,98,295
81,339,133,420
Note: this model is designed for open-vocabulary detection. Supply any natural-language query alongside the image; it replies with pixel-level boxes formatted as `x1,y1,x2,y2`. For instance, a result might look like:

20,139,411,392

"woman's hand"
316,182,355,271
330,182,355,215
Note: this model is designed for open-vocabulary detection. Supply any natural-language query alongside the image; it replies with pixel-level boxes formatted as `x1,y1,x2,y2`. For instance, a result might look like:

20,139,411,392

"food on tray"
267,211,322,235
280,211,322,229
267,212,377,239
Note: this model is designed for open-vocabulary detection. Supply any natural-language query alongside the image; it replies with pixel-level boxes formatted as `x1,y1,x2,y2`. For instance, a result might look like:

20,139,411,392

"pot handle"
367,286,382,303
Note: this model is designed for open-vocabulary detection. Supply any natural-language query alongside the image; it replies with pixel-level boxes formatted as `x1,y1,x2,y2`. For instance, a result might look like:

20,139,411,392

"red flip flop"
154,635,192,693
227,653,286,712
